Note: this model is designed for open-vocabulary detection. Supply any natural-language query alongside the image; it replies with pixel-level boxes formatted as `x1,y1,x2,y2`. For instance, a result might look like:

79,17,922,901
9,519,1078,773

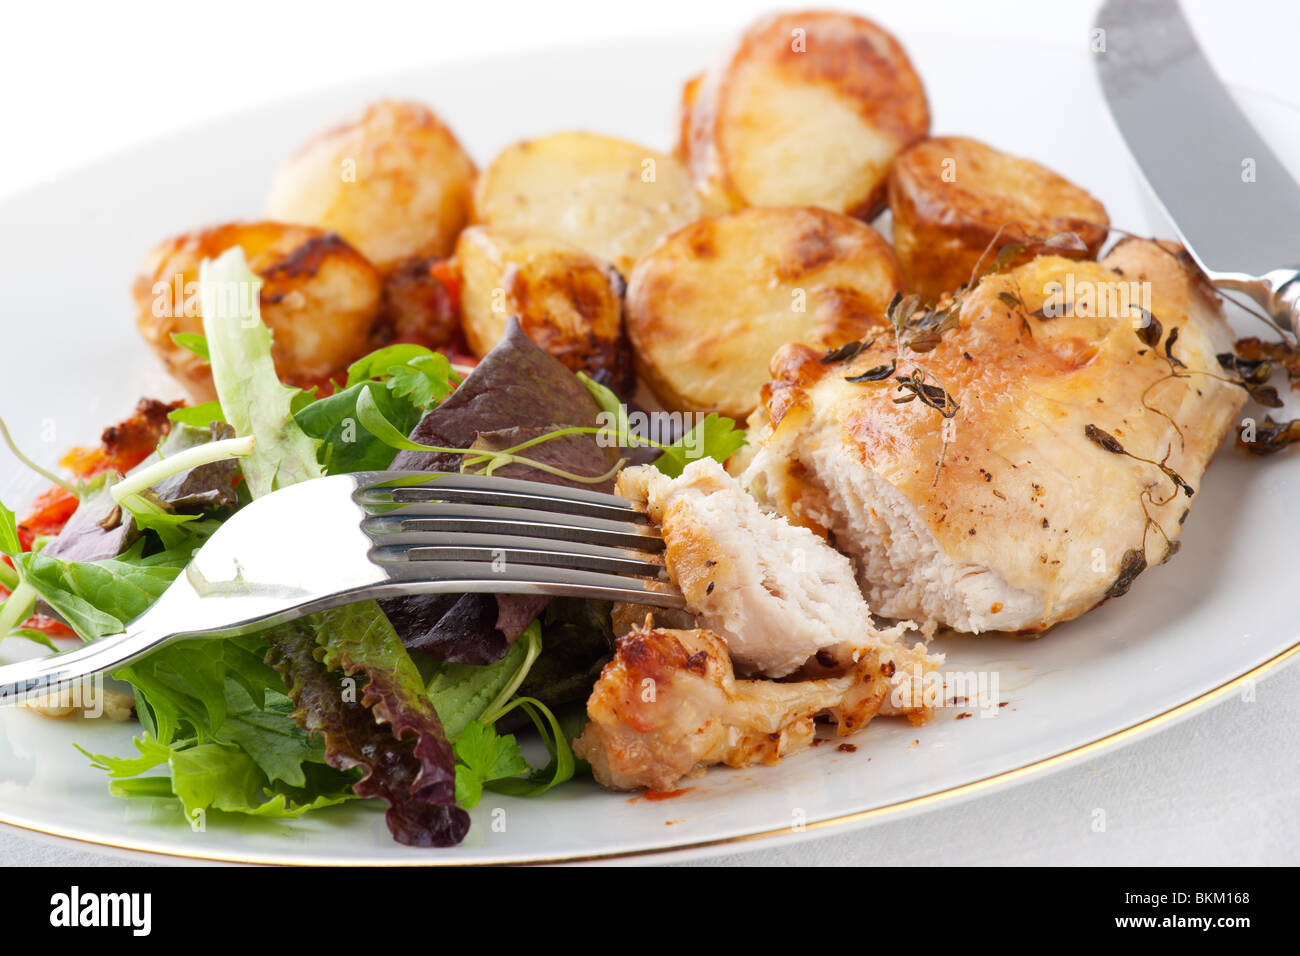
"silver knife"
1096,0,1300,338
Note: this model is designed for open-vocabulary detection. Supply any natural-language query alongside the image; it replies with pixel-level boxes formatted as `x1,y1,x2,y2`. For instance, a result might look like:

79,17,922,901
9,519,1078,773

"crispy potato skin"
626,206,902,419
133,221,381,399
456,227,633,391
470,131,711,277
683,11,929,218
674,72,704,161
889,136,1110,302
265,100,476,269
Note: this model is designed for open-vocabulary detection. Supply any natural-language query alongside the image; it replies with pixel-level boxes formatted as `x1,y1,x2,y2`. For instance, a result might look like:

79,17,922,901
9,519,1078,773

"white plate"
2,28,1299,865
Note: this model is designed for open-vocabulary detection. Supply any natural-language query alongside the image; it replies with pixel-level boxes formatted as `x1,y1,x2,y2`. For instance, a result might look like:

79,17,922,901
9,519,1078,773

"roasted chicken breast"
574,619,931,792
616,457,939,679
741,239,1245,634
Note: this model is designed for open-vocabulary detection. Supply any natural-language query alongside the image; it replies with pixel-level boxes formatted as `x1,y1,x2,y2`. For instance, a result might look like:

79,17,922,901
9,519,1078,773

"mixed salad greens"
0,248,744,847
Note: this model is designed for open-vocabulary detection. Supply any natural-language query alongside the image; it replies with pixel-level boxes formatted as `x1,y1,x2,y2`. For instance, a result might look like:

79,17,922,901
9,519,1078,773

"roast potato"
471,131,709,276
265,100,476,269
457,226,632,391
134,221,381,399
681,11,929,219
888,136,1110,302
626,206,903,419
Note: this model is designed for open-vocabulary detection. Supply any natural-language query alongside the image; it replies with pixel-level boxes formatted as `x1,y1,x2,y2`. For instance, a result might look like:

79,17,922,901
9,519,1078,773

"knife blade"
1095,0,1300,278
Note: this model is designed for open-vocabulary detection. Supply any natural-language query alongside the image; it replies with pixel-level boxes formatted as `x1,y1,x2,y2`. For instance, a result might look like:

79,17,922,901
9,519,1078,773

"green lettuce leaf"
452,720,529,809
294,342,456,475
85,737,353,820
481,696,575,798
426,634,532,740
653,413,747,477
199,247,322,497
169,331,210,362
385,353,456,410
168,401,226,428
0,500,20,553
214,681,326,787
81,631,357,822
294,381,424,474
17,548,185,640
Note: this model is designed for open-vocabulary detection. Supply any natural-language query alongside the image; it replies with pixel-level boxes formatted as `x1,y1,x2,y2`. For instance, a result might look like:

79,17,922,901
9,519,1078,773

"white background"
1,0,1298,865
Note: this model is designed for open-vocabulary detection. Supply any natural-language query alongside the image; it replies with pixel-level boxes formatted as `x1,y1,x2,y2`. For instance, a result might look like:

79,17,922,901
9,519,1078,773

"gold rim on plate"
2,637,1297,866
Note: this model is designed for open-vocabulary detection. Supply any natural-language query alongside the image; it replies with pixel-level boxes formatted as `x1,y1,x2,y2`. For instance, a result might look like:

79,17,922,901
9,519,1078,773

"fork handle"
0,625,167,706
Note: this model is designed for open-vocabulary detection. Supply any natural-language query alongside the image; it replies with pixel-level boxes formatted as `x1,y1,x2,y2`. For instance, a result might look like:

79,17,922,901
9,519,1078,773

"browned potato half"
266,100,476,269
889,136,1110,302
457,226,632,390
133,221,381,399
674,72,704,161
471,131,709,277
626,207,903,419
683,11,929,219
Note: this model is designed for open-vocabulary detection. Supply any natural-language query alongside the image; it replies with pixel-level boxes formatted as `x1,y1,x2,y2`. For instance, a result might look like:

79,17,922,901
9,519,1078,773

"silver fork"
0,471,683,704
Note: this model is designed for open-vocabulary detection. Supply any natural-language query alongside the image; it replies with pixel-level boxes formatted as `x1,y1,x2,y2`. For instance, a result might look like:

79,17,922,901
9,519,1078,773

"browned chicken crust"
574,620,907,791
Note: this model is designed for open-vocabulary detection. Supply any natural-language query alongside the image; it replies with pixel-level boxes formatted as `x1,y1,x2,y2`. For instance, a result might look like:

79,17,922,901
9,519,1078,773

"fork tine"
379,559,685,608
368,528,665,568
371,542,664,577
353,470,685,608
361,503,664,552
357,471,644,521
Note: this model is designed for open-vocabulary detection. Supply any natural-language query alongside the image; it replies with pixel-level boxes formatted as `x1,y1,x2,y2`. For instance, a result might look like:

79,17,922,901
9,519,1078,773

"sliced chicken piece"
574,620,929,792
741,239,1246,634
616,457,931,678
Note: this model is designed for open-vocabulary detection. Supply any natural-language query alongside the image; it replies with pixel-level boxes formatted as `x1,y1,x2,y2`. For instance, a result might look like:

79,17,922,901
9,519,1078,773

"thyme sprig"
1083,424,1193,500
1241,417,1300,455
825,292,964,486
1083,422,1189,577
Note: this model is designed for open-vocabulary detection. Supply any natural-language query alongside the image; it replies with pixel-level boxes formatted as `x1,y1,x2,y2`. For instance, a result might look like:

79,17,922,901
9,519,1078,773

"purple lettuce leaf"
383,319,619,656
39,485,139,564
146,421,240,513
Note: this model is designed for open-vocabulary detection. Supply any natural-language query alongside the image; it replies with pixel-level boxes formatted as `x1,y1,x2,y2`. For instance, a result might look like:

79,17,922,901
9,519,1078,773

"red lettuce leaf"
266,613,469,847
